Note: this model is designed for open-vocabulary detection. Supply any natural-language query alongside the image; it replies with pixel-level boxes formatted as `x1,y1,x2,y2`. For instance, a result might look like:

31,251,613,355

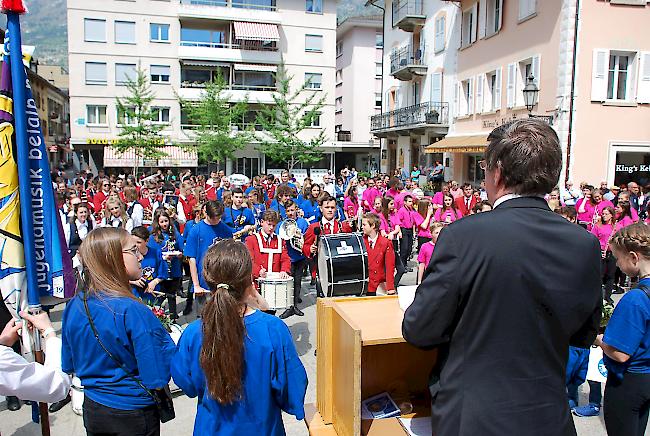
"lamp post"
522,73,553,124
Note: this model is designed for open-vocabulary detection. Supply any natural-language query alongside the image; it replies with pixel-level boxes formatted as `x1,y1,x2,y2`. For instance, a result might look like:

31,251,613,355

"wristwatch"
42,327,56,338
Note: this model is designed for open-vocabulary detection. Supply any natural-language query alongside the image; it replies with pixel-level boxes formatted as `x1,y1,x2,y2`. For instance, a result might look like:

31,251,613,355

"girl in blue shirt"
131,226,168,305
171,239,308,435
596,223,650,436
300,184,322,224
149,209,184,320
62,227,176,436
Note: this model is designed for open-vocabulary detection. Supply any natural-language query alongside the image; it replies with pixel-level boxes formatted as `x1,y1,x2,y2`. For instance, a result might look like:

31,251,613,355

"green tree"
114,68,168,177
255,66,326,171
178,73,251,166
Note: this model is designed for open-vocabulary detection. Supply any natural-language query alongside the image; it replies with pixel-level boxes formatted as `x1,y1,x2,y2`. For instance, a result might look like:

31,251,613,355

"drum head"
317,238,331,296
317,233,368,297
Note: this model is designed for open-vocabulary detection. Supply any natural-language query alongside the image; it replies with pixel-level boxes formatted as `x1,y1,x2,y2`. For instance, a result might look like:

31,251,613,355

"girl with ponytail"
171,239,307,435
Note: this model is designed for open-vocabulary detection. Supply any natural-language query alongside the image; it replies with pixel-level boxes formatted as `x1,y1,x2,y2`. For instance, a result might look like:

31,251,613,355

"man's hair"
261,210,281,224
462,183,473,190
231,187,244,196
205,200,225,219
363,213,381,230
555,206,577,220
131,225,151,241
319,193,337,207
485,119,562,196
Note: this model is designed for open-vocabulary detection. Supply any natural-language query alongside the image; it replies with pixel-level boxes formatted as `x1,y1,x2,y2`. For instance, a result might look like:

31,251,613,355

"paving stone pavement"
0,266,636,435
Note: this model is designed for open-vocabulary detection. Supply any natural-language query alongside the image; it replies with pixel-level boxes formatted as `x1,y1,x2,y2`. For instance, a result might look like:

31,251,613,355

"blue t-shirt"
61,293,176,410
300,199,321,224
604,279,650,378
184,220,234,290
171,311,308,435
132,246,169,303
223,206,256,238
275,217,309,262
183,219,199,244
148,229,184,279
269,200,288,220
250,203,266,225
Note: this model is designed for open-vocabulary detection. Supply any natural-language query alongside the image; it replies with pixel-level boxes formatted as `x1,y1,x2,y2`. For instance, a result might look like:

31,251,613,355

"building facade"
67,0,336,176
370,0,458,176
334,15,382,173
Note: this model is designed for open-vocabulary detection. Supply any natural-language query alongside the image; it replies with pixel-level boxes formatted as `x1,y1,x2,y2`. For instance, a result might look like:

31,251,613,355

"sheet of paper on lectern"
397,286,418,311
398,417,432,436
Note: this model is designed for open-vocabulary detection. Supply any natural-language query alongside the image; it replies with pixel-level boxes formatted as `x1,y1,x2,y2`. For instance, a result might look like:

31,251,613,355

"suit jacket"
245,233,291,280
454,195,477,216
363,235,395,293
402,197,601,436
302,220,352,259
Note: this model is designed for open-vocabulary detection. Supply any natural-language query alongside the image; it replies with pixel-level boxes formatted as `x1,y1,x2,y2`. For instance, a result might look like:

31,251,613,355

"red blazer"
302,220,353,259
364,234,396,293
93,191,109,217
179,195,197,221
454,196,477,216
245,232,291,280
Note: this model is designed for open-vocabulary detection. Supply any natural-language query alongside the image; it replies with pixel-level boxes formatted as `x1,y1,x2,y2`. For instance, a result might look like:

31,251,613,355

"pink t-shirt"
450,188,463,199
396,206,418,228
362,187,381,211
394,191,412,211
389,211,400,231
414,212,432,238
615,215,635,232
434,208,462,224
379,213,391,233
431,191,445,206
591,223,614,251
575,198,595,223
344,196,359,218
417,242,435,267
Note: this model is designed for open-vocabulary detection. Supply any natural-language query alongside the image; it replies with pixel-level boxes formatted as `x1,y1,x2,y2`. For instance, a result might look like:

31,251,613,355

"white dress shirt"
152,201,186,225
101,216,134,233
0,336,71,402
126,202,144,228
64,218,93,246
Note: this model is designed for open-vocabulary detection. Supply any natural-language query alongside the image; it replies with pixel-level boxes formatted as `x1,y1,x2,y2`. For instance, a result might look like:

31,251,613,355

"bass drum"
317,233,368,297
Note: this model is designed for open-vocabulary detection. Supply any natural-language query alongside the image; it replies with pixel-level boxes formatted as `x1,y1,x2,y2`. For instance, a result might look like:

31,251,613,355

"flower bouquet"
145,300,173,332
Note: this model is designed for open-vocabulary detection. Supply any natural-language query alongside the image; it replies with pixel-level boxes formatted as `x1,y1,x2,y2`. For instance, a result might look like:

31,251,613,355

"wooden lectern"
306,295,438,436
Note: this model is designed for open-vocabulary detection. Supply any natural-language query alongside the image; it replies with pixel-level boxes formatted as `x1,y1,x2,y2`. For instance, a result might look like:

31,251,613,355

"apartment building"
67,0,336,176
334,15,382,173
425,0,650,186
369,0,458,175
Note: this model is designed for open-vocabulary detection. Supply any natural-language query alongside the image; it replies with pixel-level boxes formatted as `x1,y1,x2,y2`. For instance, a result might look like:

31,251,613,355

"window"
457,78,474,116
181,66,229,87
115,63,137,85
180,28,225,47
233,71,275,90
152,107,171,124
87,105,107,125
85,62,107,85
150,23,170,42
306,34,323,53
84,19,106,42
117,106,137,126
335,124,342,133
308,112,321,127
375,62,382,77
306,0,322,13
485,69,502,111
150,65,170,83
375,92,382,107
335,69,342,83
335,96,342,112
375,33,383,48
305,72,322,89
115,21,136,44
607,52,635,101
518,0,536,21
461,5,477,47
485,0,503,36
336,41,343,57
235,158,259,179
430,72,443,104
434,15,445,53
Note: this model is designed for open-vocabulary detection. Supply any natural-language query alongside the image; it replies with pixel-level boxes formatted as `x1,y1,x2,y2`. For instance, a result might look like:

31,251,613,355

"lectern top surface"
331,296,406,345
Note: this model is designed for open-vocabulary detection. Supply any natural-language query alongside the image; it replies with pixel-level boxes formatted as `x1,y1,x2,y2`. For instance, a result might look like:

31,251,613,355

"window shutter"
479,0,487,39
431,72,443,104
637,52,650,104
532,55,541,85
591,49,608,102
471,3,478,43
435,16,445,52
454,81,460,117
476,74,484,113
497,0,504,31
468,78,475,114
495,67,502,110
506,63,516,108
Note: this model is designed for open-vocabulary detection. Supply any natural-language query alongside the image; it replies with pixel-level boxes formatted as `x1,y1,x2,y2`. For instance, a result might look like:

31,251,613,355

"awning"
234,63,277,72
424,134,489,154
181,60,231,68
233,21,280,42
104,146,198,168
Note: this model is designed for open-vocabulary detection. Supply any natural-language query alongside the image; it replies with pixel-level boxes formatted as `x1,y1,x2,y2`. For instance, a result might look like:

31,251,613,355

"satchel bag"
82,292,175,423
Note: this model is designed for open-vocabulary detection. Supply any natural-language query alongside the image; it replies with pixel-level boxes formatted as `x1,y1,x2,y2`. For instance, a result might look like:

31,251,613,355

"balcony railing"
180,40,278,51
390,43,425,76
181,0,277,11
392,0,425,31
337,131,352,142
371,102,449,132
181,81,277,92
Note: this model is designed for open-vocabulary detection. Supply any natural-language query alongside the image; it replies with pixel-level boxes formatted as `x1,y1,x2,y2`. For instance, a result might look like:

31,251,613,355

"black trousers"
290,259,307,303
83,397,160,436
160,277,181,318
604,372,650,436
399,229,414,269
602,253,617,302
393,239,407,287
417,236,431,252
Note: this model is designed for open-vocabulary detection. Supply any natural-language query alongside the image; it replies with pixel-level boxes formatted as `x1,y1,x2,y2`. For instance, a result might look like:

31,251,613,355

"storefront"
424,134,488,184
607,143,650,187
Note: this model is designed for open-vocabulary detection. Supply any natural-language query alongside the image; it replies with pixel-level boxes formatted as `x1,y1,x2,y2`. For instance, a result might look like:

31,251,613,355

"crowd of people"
1,119,650,435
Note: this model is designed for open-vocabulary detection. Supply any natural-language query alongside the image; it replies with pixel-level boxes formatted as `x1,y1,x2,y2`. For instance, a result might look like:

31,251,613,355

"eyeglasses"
122,246,139,258
479,160,487,171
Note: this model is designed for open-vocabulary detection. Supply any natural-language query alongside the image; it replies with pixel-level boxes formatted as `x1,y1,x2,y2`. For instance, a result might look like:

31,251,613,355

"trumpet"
233,226,255,240
278,219,304,251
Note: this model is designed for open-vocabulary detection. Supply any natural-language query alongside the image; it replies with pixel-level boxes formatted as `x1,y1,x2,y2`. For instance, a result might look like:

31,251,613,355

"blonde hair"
430,221,445,233
610,223,650,259
78,227,134,298
103,197,129,228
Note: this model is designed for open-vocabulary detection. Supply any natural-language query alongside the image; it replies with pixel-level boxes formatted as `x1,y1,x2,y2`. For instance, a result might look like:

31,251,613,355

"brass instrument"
233,227,255,240
278,219,304,251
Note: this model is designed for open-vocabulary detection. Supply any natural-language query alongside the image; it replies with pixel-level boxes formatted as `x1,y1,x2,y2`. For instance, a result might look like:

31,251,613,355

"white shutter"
435,16,445,52
476,74,484,113
431,72,443,104
591,49,608,102
495,67,502,110
454,81,460,117
532,55,541,85
637,52,650,104
497,0,504,31
506,63,516,108
518,0,535,20
478,0,480,39
471,3,478,43
468,77,474,114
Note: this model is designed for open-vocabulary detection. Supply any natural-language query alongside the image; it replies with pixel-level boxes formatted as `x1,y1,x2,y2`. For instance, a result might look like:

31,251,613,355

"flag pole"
6,10,51,436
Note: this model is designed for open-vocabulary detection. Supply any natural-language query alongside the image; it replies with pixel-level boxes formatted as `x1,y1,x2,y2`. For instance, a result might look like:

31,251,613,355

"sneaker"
572,403,600,417
568,399,577,410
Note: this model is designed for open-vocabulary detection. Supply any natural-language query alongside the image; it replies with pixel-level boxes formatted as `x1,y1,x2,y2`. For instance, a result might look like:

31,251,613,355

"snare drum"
318,233,368,297
257,277,293,310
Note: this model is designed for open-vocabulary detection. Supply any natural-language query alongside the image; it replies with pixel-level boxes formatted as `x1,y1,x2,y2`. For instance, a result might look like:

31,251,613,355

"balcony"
177,84,277,104
178,0,281,24
390,44,427,81
179,41,282,64
370,102,449,138
337,131,352,142
392,0,426,32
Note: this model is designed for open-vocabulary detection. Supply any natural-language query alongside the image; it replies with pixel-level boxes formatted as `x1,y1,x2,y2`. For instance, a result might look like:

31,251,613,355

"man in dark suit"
454,183,478,216
403,119,602,436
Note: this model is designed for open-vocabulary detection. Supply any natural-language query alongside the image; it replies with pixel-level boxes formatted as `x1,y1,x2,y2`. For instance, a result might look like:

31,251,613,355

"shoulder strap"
82,292,156,400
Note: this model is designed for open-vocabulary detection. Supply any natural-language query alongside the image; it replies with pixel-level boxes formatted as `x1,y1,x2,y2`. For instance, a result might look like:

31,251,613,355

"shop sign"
482,114,518,129
616,164,650,174
86,138,166,145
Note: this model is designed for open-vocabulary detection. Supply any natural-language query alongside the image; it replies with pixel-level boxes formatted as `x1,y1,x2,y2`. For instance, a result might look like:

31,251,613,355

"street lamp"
522,73,553,124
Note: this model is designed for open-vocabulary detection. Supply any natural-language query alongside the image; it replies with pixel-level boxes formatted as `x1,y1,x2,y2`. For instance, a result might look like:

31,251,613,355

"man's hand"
20,311,54,338
0,319,20,347
260,267,267,278
279,272,290,279
130,278,146,288
310,243,318,255
193,286,210,295
146,281,158,294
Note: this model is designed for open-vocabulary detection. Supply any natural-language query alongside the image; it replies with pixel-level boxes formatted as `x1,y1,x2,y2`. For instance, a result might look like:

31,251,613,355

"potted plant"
422,181,436,197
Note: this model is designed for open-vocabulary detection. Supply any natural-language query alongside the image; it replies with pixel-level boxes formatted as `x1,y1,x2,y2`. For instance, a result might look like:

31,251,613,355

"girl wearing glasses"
101,197,134,233
61,227,176,435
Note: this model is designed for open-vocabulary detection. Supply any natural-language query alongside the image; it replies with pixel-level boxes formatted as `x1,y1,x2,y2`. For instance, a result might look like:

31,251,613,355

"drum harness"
255,232,283,273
